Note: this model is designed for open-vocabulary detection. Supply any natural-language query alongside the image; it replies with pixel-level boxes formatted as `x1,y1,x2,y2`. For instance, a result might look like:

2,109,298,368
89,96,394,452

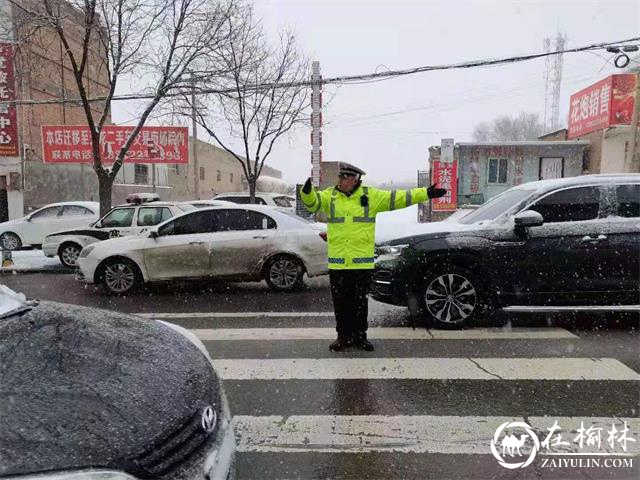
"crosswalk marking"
193,327,578,341
149,310,639,475
137,311,335,319
213,357,640,381
234,415,640,454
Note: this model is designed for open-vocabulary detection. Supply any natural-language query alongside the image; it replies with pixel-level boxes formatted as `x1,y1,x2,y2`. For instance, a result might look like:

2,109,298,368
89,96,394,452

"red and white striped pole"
310,61,322,187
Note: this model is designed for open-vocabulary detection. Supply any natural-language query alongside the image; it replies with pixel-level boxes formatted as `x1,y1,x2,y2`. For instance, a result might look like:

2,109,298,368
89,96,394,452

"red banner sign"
568,74,637,139
0,43,19,157
431,160,457,211
41,125,189,164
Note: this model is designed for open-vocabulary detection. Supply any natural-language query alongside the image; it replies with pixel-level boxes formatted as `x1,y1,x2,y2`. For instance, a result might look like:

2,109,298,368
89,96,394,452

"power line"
4,35,640,107
327,70,604,129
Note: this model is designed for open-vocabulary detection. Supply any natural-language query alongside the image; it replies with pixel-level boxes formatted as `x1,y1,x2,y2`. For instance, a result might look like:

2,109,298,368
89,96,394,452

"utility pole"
625,72,640,173
310,61,322,188
191,75,200,199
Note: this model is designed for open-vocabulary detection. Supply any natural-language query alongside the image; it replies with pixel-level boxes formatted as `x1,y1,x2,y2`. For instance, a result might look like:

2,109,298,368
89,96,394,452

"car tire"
58,242,82,268
98,257,142,296
419,264,487,329
264,255,305,292
0,232,22,250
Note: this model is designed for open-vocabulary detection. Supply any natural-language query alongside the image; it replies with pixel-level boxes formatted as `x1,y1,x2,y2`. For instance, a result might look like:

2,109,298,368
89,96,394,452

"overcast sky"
114,0,640,186
248,0,640,184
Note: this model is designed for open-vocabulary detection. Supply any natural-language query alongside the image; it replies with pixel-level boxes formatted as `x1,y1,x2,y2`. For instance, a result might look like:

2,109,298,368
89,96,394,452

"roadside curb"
0,266,69,274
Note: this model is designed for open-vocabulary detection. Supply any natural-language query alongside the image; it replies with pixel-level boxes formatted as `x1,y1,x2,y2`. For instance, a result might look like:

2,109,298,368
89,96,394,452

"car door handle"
581,235,607,243
253,235,268,239
189,241,205,245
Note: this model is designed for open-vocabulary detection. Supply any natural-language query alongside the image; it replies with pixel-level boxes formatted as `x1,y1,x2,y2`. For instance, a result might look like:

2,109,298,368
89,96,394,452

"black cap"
338,162,366,177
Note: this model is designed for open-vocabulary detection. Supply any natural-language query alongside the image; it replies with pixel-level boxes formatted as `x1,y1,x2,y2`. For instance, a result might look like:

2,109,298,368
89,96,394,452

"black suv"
371,174,640,328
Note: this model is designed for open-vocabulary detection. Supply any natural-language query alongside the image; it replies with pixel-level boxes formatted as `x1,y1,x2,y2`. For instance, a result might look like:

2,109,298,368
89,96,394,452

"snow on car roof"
213,192,294,198
113,200,184,207
41,201,100,210
153,203,313,230
511,174,640,192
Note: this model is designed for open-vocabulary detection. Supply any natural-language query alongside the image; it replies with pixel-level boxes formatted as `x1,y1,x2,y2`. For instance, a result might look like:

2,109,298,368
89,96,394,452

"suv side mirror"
514,210,544,228
149,230,159,239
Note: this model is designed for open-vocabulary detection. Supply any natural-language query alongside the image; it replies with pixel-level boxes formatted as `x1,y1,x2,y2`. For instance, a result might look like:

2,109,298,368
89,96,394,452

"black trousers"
329,269,372,338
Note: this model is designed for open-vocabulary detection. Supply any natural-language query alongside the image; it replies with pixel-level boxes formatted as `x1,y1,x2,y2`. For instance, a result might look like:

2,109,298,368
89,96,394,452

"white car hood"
0,218,24,228
89,235,148,254
375,220,481,244
0,286,28,317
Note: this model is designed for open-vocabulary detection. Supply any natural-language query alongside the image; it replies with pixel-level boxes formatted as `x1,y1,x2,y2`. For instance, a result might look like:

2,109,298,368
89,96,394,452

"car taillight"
319,232,327,242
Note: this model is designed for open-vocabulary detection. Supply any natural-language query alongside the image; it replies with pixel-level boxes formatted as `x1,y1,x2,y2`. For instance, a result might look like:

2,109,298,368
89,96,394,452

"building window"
230,173,234,183
199,167,205,181
217,170,221,182
487,158,508,184
134,164,149,184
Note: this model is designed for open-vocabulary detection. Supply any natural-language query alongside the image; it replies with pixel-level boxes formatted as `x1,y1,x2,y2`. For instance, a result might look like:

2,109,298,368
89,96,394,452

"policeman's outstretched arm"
370,184,447,214
300,178,329,214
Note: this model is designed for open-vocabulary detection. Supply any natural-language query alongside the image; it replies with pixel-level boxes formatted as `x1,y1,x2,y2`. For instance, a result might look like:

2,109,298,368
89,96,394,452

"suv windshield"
458,188,536,225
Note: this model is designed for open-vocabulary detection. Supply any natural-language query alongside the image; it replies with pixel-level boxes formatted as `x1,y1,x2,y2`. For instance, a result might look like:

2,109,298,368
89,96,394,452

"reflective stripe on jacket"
300,184,429,270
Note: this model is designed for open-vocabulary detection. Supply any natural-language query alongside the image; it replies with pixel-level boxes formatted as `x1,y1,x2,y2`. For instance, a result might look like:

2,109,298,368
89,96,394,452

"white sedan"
43,198,193,268
77,205,328,295
0,201,99,250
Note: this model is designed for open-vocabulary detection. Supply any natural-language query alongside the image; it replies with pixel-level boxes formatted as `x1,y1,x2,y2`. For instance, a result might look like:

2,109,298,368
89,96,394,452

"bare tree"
10,0,235,215
473,111,545,142
178,6,310,202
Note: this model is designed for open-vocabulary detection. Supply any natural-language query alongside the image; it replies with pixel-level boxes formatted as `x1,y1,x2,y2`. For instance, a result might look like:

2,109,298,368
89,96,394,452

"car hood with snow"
0,292,233,479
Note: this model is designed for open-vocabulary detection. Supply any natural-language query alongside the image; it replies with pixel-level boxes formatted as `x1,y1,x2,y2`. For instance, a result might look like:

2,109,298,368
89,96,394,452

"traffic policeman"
301,162,447,351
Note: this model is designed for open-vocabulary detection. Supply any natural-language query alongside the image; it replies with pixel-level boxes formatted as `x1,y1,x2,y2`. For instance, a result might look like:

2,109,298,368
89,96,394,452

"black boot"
353,332,374,351
329,336,351,352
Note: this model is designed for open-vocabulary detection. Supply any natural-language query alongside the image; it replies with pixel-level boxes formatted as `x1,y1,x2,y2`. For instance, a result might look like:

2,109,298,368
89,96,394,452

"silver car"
76,205,328,295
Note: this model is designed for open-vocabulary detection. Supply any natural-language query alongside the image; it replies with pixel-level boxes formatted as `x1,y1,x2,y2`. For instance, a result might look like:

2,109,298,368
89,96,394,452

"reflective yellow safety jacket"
301,184,430,270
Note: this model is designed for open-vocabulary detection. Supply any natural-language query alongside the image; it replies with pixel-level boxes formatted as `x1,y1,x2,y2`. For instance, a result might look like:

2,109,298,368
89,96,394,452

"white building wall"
600,129,628,174
0,159,24,219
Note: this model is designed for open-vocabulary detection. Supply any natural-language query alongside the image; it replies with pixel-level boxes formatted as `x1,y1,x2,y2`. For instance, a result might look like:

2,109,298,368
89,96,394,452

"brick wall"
13,0,110,209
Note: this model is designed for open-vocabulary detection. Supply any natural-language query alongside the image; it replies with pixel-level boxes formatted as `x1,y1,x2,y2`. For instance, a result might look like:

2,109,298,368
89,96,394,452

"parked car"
0,286,235,479
371,174,640,328
43,194,195,268
76,204,328,295
212,192,296,211
0,201,99,250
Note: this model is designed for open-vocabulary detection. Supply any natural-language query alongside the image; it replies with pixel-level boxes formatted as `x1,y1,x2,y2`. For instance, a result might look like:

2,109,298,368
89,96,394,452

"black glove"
427,183,447,199
302,177,313,194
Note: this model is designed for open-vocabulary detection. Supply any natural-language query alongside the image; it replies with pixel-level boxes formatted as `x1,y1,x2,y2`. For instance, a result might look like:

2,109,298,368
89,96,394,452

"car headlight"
12,470,138,480
79,245,95,258
375,244,409,257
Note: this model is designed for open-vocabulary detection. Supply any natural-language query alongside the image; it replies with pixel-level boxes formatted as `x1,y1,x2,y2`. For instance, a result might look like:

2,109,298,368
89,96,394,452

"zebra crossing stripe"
212,357,640,381
233,415,640,454
193,327,578,341
136,312,335,319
